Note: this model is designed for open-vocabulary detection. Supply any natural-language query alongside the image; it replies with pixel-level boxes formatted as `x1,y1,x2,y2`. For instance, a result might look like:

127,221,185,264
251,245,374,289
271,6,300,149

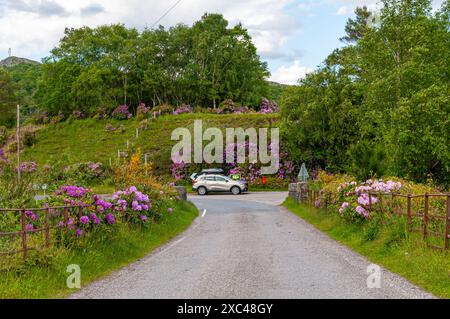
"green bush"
0,126,7,146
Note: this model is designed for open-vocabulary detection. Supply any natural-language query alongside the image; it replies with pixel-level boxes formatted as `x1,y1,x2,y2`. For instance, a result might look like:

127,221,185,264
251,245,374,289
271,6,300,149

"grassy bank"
284,197,450,299
0,200,198,299
21,113,279,176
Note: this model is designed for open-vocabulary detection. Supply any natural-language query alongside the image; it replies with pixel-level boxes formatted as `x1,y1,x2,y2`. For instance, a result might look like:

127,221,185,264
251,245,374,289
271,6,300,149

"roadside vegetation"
284,169,450,298
17,112,294,191
285,199,449,299
280,0,449,187
0,151,198,298
0,200,198,299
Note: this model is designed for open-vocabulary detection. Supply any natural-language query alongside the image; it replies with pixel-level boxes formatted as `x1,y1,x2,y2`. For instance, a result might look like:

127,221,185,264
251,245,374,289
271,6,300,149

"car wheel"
197,187,207,196
231,186,241,195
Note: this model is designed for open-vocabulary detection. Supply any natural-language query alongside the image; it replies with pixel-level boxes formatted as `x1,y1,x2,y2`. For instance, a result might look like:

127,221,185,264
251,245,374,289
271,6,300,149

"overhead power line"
150,0,183,28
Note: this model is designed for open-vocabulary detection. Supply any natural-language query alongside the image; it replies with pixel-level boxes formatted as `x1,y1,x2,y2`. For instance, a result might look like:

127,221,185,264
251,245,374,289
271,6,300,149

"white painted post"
16,104,21,183
136,128,139,138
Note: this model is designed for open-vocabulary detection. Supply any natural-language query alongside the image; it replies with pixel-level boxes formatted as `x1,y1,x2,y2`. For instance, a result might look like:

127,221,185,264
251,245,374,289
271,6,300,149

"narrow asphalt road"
70,192,433,299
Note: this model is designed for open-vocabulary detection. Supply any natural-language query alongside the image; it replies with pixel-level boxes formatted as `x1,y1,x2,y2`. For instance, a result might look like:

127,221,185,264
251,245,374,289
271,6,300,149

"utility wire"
150,0,183,28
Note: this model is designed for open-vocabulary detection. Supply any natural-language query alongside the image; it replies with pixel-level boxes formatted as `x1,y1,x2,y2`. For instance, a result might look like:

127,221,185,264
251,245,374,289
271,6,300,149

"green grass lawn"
0,200,198,299
21,113,280,177
284,197,450,299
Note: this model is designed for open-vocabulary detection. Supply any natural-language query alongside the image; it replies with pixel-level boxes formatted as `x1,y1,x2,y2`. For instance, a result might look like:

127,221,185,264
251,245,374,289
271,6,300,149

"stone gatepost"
288,182,309,204
175,186,187,201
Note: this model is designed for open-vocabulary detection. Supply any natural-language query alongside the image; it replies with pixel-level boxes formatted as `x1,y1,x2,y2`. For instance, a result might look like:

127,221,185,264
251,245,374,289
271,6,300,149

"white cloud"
336,6,349,15
269,60,313,85
0,0,300,62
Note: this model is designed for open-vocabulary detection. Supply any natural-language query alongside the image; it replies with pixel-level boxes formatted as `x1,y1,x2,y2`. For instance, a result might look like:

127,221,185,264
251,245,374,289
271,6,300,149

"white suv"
192,174,248,195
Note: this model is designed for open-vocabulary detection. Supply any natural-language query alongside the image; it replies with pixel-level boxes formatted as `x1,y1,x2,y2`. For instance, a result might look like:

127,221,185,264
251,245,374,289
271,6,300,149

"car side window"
215,176,227,182
204,176,215,181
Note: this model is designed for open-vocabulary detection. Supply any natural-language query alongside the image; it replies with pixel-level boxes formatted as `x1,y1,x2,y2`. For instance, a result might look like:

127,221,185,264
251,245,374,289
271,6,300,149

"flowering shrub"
312,173,405,223
259,98,278,114
171,141,296,188
18,162,37,173
212,100,250,114
136,103,149,119
112,104,132,120
0,149,7,163
173,104,193,115
63,162,108,185
114,149,175,201
112,186,152,224
97,107,109,120
171,160,187,181
72,110,84,119
150,104,172,116
46,185,119,240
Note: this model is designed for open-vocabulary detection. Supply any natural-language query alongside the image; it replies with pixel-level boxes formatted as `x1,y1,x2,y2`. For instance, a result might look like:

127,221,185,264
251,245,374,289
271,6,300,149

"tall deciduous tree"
35,14,269,115
281,0,450,186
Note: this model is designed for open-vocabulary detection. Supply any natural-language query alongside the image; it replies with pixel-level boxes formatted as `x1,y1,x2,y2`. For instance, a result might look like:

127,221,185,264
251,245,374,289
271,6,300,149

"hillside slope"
0,56,40,67
21,113,280,176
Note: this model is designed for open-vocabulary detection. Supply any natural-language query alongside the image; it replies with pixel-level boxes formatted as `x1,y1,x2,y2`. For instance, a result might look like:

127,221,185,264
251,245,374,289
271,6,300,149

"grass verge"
0,200,198,299
283,197,450,299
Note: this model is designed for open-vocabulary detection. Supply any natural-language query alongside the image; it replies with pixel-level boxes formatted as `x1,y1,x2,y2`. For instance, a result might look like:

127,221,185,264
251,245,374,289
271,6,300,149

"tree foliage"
281,0,450,186
0,68,17,127
35,14,269,115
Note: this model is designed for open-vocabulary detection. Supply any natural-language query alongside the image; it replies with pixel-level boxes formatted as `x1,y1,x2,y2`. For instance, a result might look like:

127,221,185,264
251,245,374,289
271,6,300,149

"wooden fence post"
20,210,27,259
407,194,412,232
445,194,449,251
379,193,383,224
391,193,394,214
423,193,429,241
64,207,69,224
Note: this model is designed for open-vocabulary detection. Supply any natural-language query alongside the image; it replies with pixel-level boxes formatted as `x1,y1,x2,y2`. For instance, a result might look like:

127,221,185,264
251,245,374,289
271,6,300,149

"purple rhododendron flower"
167,208,173,214
105,213,115,225
139,215,148,221
75,229,83,237
356,206,369,218
67,218,75,229
129,186,137,192
80,216,89,224
25,224,34,231
25,210,38,220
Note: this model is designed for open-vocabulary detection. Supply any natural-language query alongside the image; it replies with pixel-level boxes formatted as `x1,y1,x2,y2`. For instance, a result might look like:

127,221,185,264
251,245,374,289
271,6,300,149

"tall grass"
0,200,198,299
284,197,450,299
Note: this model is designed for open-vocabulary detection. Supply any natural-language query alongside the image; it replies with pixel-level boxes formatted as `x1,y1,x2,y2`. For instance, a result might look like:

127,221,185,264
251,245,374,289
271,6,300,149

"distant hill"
0,56,40,67
267,81,290,102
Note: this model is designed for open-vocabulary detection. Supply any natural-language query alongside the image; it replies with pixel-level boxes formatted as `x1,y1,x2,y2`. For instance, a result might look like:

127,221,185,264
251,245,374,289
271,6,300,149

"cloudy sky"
0,0,444,84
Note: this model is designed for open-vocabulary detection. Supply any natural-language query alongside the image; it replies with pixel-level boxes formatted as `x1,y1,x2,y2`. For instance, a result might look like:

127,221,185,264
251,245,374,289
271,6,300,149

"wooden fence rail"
0,204,118,269
300,188,449,251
